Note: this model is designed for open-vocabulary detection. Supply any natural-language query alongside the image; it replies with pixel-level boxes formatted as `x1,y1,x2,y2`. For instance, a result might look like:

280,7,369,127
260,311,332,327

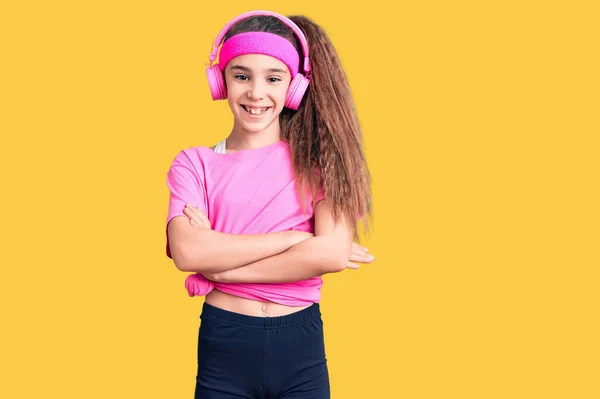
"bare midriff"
205,289,311,317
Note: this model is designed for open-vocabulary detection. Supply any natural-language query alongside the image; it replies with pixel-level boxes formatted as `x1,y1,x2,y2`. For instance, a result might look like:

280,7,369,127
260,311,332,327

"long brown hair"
224,15,373,239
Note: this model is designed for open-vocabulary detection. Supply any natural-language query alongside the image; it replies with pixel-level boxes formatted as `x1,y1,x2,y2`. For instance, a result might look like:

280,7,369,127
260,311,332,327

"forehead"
226,54,289,72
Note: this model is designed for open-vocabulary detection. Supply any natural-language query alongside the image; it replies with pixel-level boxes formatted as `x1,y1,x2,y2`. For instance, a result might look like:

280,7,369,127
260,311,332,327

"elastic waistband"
200,302,321,329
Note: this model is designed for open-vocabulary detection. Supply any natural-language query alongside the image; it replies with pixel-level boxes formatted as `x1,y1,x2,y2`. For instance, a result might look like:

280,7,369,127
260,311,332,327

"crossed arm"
167,202,375,284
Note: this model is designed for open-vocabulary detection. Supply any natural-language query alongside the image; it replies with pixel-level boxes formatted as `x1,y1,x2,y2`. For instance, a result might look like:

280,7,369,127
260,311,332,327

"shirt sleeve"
165,150,208,258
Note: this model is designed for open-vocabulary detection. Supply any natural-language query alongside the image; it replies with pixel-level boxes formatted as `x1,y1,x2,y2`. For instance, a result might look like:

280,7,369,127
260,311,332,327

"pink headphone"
205,10,312,110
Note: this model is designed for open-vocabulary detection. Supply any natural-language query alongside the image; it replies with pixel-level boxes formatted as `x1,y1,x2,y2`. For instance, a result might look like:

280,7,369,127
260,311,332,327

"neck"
227,120,282,151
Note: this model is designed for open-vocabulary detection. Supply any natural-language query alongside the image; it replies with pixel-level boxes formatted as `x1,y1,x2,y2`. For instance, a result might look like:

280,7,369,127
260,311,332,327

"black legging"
194,302,330,398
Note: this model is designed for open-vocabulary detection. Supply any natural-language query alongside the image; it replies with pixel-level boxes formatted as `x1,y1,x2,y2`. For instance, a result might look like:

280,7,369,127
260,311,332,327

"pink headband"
218,31,300,77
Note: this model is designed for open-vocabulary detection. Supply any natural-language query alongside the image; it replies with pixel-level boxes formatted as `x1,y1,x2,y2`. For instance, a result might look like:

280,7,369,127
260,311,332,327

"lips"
241,105,271,116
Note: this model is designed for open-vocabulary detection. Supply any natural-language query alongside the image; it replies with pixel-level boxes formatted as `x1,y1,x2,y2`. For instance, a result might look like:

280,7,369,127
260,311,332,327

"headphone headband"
208,10,311,75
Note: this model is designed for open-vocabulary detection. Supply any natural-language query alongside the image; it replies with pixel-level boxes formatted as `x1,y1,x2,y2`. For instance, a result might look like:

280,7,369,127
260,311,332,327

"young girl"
165,10,373,398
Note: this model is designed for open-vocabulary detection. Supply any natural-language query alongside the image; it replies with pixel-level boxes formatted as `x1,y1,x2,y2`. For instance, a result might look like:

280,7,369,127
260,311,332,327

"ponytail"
280,16,373,239
223,14,373,238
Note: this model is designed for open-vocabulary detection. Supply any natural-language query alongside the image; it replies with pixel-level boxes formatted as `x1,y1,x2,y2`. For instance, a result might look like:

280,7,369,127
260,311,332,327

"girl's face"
224,54,292,136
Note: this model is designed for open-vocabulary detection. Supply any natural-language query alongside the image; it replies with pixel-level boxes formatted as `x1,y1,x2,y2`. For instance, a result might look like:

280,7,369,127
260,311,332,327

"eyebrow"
229,65,289,74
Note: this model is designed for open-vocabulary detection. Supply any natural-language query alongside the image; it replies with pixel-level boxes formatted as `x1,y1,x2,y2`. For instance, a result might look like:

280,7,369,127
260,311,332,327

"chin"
245,125,274,134
238,117,280,134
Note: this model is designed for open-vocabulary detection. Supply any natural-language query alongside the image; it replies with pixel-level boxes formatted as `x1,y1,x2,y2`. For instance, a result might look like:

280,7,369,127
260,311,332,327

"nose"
247,80,266,100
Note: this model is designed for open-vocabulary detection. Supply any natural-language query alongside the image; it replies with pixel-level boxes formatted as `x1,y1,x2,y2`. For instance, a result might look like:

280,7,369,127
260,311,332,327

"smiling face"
224,54,292,138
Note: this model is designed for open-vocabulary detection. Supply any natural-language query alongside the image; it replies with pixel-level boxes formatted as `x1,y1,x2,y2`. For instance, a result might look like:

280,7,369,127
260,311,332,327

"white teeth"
244,106,268,115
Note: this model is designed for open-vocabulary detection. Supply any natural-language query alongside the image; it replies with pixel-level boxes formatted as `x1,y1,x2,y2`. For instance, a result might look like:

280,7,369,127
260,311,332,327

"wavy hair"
224,15,373,239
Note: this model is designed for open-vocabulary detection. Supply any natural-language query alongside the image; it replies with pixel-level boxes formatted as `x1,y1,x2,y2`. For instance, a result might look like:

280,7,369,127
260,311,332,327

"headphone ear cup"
206,65,227,100
285,74,310,110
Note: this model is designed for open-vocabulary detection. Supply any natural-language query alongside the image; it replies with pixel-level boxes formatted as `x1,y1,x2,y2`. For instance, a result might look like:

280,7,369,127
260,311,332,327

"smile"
242,105,270,115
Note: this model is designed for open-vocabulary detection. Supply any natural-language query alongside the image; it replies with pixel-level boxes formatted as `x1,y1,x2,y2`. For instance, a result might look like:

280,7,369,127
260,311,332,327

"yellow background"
1,1,598,398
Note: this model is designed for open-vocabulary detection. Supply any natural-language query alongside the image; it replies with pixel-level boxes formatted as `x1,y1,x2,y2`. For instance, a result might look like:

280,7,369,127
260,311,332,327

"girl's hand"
290,230,373,270
184,204,211,229
347,243,375,269
182,205,373,271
